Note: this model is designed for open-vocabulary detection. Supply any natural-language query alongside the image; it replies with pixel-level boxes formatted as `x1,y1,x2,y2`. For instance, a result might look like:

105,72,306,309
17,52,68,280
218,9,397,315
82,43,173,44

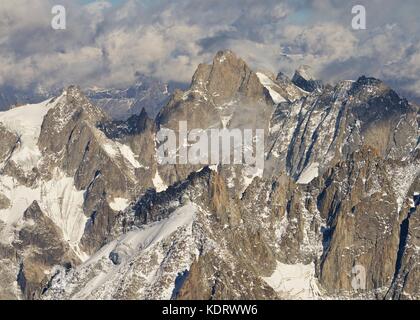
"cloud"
0,0,420,101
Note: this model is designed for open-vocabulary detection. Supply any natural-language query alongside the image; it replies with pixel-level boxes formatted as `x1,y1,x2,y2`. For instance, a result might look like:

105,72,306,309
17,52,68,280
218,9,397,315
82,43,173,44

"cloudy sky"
1,0,419,101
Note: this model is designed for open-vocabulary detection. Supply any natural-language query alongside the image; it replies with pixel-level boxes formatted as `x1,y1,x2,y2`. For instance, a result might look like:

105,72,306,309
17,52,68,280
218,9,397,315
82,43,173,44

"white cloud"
0,0,419,100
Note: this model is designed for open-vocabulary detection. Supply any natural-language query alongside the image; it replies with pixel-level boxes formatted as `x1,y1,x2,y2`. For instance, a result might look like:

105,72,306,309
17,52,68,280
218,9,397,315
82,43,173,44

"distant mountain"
290,65,324,93
85,75,174,120
0,51,418,300
0,85,51,111
0,75,177,120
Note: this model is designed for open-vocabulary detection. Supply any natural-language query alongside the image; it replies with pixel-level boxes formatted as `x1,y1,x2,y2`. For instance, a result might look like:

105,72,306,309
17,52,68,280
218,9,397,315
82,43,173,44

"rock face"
157,50,271,132
156,50,275,193
0,50,419,300
0,125,19,164
14,201,79,300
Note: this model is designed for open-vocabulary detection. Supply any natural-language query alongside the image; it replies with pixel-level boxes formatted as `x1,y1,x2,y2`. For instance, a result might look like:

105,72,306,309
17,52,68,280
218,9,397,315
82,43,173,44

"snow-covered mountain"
0,51,419,300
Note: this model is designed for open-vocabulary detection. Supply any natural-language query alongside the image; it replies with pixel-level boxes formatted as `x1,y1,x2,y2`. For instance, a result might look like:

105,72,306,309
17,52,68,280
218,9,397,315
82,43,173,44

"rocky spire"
291,65,323,92
190,50,266,104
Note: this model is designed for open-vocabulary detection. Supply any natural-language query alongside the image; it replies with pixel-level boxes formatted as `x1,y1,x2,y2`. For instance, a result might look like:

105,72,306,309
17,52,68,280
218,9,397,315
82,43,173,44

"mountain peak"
189,50,266,105
213,50,238,64
294,65,315,81
355,75,383,86
291,65,323,92
65,85,83,98
349,75,392,97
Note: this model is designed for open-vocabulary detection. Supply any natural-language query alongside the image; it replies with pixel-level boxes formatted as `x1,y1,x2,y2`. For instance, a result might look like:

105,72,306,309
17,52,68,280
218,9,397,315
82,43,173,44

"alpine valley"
0,51,418,300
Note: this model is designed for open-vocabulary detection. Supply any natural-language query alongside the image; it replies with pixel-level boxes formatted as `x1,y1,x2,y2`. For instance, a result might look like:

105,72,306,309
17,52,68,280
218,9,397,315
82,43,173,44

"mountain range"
0,50,418,300
0,75,173,120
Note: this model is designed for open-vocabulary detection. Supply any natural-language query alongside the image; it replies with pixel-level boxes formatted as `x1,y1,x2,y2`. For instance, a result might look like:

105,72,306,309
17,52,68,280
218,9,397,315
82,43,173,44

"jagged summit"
189,49,266,104
213,49,238,63
355,75,383,86
156,49,272,140
291,65,323,92
295,65,315,81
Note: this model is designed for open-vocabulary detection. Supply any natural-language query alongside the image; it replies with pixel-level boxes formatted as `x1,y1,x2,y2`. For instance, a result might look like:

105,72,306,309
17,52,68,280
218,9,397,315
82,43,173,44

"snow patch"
256,72,287,104
297,162,319,184
102,141,143,169
263,261,320,299
209,164,218,172
153,170,168,192
109,197,130,211
117,143,143,168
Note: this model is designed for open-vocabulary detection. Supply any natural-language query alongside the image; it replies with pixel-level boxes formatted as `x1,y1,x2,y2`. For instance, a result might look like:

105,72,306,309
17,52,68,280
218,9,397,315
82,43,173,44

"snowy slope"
256,72,287,104
102,141,143,169
44,203,198,300
0,94,88,259
0,94,64,171
0,167,87,258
